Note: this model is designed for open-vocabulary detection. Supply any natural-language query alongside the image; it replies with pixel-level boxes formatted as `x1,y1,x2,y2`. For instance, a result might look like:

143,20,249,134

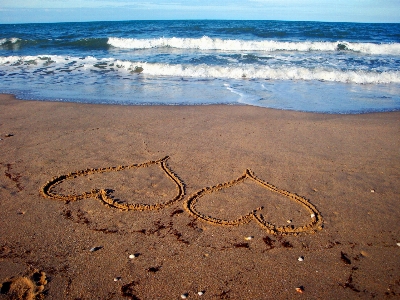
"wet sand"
0,93,399,299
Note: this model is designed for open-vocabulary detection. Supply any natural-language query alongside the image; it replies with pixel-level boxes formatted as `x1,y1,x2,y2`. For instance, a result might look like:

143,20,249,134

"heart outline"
41,158,324,235
184,169,323,235
40,156,185,211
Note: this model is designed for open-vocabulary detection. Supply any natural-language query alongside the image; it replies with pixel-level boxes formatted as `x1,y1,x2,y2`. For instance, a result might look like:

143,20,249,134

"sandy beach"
0,93,399,299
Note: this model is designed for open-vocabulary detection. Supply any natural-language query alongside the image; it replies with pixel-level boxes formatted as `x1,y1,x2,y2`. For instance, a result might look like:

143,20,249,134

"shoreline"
5,92,400,115
1,93,399,299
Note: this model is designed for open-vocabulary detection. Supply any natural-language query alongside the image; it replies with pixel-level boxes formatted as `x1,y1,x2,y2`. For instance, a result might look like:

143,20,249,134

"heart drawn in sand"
41,157,323,235
40,156,185,211
184,169,323,235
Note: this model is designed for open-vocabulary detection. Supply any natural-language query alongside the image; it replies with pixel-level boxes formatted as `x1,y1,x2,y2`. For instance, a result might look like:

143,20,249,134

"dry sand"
0,93,399,299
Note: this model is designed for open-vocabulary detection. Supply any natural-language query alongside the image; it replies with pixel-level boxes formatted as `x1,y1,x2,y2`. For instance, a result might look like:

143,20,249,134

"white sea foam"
115,60,400,84
0,38,21,45
224,84,260,105
1,55,399,84
107,36,400,55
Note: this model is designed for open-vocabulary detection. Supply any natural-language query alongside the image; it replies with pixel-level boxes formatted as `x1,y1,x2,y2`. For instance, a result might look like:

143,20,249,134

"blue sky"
0,0,399,24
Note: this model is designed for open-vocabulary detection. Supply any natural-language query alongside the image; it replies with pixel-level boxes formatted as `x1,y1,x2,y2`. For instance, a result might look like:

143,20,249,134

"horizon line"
1,19,400,26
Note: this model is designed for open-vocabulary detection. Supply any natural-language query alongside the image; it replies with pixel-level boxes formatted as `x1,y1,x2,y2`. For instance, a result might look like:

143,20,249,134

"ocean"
0,20,399,113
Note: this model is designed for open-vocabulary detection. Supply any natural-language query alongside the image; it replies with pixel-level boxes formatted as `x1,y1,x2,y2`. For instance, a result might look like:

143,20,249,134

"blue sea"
1,20,400,113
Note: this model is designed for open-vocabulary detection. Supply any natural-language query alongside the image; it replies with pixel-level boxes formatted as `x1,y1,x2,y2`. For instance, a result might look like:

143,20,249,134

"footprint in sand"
0,268,47,300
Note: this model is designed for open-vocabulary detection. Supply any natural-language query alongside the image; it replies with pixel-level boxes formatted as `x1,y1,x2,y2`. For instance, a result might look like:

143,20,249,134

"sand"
0,93,399,299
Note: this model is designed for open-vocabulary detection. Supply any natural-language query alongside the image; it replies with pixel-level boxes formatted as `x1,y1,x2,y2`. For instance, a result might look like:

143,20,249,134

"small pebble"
113,277,121,282
244,236,253,241
397,242,400,247
287,220,292,224
129,254,137,259
181,293,188,299
89,246,102,252
371,189,375,193
5,133,13,137
295,287,304,293
298,256,304,262
310,213,315,218
197,291,204,296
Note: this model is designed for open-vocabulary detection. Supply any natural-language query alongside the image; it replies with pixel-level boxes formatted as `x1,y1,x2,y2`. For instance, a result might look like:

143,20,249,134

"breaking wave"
0,38,21,45
1,55,399,84
108,36,400,55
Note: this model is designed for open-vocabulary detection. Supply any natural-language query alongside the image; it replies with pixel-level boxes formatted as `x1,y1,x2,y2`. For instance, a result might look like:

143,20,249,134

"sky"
0,0,399,24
